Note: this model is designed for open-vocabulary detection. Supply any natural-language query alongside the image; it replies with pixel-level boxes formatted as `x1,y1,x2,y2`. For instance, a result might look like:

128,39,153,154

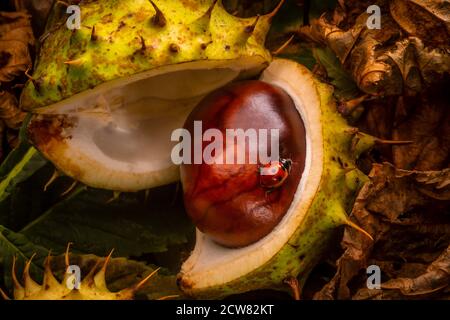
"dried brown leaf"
380,245,450,296
413,37,450,85
386,38,423,95
393,92,450,171
301,0,450,96
314,163,450,300
357,97,396,140
0,11,34,83
0,90,26,129
302,12,403,95
390,0,450,46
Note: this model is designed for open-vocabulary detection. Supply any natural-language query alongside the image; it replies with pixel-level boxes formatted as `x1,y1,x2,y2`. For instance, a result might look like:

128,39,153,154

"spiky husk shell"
20,0,275,110
0,250,160,300
178,60,375,298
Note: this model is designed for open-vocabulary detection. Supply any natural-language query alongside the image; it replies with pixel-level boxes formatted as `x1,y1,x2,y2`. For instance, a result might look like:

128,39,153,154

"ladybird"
259,158,292,190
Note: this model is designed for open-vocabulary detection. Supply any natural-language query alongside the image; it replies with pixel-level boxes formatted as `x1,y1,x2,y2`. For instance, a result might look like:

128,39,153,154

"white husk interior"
32,58,266,191
180,59,324,289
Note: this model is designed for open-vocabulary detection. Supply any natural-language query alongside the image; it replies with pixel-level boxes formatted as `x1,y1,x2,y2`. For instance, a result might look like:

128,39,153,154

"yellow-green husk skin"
20,0,272,110
3,253,156,300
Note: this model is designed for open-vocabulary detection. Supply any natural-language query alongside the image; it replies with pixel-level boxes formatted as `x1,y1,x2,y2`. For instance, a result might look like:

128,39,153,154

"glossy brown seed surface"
181,81,306,247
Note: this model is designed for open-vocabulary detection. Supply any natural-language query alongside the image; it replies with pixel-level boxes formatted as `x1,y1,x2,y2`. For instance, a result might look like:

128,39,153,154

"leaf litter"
313,163,450,300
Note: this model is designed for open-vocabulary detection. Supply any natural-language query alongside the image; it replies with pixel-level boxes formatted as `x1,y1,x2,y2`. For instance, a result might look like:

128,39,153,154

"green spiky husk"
180,78,371,299
20,0,272,110
3,251,158,300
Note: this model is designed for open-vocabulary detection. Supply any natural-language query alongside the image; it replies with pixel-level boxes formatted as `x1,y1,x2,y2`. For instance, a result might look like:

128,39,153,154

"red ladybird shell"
259,159,292,189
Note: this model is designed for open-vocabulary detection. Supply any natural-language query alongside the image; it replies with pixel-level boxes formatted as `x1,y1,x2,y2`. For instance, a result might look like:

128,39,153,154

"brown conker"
180,80,306,247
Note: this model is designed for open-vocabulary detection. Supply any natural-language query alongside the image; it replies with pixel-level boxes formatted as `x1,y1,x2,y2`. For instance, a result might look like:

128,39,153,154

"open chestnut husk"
180,80,306,248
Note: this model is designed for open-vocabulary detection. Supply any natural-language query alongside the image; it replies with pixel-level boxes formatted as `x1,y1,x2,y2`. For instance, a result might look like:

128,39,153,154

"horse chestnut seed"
181,81,306,247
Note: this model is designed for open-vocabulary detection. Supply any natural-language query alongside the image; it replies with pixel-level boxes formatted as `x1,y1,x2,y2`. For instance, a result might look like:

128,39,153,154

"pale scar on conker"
181,81,306,247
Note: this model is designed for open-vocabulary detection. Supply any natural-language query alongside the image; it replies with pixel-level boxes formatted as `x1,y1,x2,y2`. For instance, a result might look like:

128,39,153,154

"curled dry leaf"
0,90,26,129
0,11,34,83
392,91,450,171
380,245,450,296
390,0,450,46
314,163,450,300
299,0,450,96
354,78,449,172
351,246,450,300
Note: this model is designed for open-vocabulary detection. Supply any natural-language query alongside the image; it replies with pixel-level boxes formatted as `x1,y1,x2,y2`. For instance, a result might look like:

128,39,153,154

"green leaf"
0,142,49,228
0,145,47,202
5,164,62,231
312,47,360,99
280,44,317,70
268,0,339,36
270,0,304,35
18,113,33,142
21,184,195,258
0,225,49,293
0,114,53,230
